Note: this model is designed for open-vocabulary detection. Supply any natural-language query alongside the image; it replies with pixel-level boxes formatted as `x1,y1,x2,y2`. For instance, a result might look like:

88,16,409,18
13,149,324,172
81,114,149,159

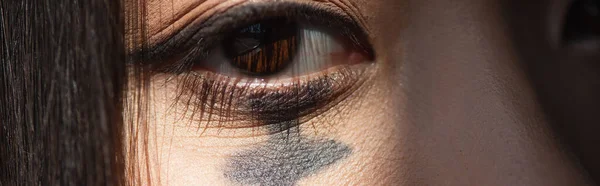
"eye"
563,0,600,43
197,17,365,79
138,2,375,134
140,2,374,79
223,18,299,76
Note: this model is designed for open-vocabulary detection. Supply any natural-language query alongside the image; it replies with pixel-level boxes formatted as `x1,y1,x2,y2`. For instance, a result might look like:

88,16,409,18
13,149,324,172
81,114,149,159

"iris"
224,19,299,76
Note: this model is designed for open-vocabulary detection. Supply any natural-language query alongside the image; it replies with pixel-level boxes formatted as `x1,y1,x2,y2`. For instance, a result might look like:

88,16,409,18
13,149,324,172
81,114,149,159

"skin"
129,0,599,185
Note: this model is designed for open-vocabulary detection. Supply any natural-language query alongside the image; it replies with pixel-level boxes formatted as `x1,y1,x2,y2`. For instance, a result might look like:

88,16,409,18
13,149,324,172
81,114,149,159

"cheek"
137,78,241,185
297,68,405,185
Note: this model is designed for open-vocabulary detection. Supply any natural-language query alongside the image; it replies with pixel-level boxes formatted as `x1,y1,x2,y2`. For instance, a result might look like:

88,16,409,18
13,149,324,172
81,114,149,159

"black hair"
1,0,126,185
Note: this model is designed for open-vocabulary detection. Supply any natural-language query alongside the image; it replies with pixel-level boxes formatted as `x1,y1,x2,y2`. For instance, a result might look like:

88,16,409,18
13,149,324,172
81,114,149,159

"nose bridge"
405,0,531,130
397,0,593,185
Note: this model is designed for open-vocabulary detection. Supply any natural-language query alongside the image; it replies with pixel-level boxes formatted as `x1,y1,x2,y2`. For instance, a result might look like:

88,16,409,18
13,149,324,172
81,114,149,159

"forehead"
142,0,375,43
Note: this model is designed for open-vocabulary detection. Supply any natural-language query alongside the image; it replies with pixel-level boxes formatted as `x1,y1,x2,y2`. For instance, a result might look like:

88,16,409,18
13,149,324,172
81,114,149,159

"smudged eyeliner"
132,2,371,184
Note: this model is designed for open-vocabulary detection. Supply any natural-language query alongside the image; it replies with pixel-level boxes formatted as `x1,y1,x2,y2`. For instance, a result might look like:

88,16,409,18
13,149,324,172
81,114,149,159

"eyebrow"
132,1,373,67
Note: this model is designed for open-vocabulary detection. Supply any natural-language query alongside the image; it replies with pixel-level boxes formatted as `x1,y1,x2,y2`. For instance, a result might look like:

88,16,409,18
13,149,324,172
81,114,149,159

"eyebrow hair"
131,1,374,68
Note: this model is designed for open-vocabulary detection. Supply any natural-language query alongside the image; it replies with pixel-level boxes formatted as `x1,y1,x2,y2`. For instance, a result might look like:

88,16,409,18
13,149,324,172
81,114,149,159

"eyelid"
132,1,374,72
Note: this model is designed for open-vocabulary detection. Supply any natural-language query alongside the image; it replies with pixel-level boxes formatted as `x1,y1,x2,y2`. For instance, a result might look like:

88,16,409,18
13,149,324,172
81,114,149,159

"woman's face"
130,0,599,185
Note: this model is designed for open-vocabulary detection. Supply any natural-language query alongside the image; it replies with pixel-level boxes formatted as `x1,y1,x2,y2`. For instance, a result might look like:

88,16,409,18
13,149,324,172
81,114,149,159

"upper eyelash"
131,1,375,74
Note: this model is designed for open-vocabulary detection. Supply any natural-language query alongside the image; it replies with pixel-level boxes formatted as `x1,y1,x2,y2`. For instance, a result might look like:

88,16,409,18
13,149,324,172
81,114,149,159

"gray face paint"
224,80,352,186
224,121,351,186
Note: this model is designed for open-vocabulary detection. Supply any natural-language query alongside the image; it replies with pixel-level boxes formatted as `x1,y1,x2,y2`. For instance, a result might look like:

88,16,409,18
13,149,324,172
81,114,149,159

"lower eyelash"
162,64,369,136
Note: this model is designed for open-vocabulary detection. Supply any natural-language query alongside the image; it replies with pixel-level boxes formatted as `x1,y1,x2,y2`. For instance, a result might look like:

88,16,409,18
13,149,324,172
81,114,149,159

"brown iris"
224,19,299,76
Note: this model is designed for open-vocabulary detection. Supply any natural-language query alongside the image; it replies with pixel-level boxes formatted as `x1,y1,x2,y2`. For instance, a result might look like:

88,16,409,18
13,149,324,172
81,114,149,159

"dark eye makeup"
132,1,375,135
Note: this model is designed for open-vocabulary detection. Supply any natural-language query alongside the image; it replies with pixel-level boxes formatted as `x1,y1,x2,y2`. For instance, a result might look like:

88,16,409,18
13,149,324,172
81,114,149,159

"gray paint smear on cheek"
224,121,352,186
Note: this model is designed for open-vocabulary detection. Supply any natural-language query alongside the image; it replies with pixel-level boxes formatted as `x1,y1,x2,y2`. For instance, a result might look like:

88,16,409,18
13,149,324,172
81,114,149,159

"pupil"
224,19,299,76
